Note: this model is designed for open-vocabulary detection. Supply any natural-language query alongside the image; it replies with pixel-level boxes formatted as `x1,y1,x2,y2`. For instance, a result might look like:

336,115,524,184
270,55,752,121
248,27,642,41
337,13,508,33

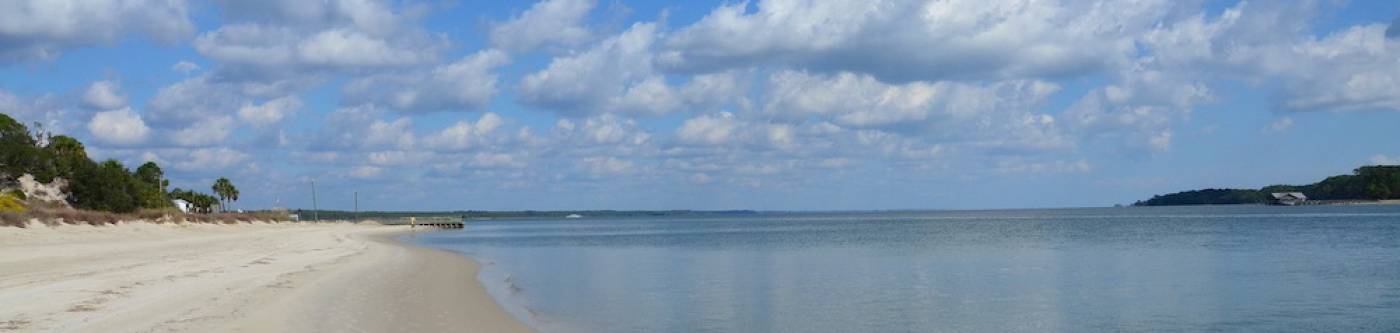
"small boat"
565,214,583,219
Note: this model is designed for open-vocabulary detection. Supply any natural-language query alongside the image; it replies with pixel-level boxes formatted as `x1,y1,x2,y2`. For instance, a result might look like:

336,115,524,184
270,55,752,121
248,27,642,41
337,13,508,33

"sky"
1,0,1399,211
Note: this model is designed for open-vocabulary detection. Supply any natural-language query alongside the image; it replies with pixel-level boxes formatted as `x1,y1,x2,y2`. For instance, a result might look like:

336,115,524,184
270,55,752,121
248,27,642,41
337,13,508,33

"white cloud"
660,0,1174,83
517,21,745,116
424,113,507,151
347,165,384,180
364,118,416,149
763,70,1069,151
193,1,439,80
170,148,250,172
995,158,1092,174
172,61,201,74
295,28,433,68
1266,117,1294,133
365,150,432,166
238,96,302,126
490,0,595,53
469,153,527,169
579,156,635,176
553,114,650,146
215,0,405,35
1372,154,1400,165
1063,65,1210,152
518,22,658,114
146,75,313,128
676,112,793,149
0,0,195,63
1139,2,1400,113
169,116,235,147
344,49,510,113
82,81,126,110
87,108,150,145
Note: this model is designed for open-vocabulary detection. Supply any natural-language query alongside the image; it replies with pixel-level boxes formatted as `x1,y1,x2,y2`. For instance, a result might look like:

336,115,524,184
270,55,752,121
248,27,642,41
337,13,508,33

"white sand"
0,221,531,333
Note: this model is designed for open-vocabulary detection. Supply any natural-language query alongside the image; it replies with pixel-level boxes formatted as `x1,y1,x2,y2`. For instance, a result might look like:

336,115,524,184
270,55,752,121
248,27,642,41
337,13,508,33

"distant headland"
1135,165,1400,206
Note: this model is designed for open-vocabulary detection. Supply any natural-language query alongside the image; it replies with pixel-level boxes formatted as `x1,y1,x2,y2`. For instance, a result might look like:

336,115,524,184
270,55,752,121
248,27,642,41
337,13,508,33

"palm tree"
212,178,238,212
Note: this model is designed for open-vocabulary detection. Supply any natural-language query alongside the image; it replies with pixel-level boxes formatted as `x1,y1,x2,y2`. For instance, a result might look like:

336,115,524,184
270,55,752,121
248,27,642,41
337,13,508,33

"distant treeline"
1135,165,1400,206
295,209,761,221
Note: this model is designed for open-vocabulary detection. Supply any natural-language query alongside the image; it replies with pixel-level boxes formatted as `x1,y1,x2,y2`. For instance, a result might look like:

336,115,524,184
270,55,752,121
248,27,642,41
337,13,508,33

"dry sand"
0,221,532,333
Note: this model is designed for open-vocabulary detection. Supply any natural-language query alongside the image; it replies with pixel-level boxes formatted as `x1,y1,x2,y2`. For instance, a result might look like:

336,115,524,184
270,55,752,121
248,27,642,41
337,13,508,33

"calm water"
407,205,1400,332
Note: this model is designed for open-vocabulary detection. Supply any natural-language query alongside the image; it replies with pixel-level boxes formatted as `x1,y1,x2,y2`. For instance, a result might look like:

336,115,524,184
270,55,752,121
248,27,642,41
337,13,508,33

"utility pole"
311,180,319,222
353,191,359,222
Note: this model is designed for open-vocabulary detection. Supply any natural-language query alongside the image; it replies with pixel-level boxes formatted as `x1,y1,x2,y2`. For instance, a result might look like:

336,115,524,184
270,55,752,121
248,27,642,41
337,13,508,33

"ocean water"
406,205,1400,332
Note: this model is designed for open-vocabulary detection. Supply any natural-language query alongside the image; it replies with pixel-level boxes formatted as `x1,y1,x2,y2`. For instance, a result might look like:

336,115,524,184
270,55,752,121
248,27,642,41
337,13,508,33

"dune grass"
0,207,293,228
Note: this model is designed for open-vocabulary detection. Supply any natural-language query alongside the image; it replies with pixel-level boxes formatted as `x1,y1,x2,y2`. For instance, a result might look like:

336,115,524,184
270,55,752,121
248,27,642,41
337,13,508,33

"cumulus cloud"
1266,117,1294,133
82,81,126,110
344,50,510,113
518,22,658,114
193,0,440,80
518,22,743,116
659,0,1174,83
87,108,150,145
347,165,384,180
1139,2,1400,113
146,75,313,128
490,0,595,53
170,148,251,172
314,105,432,151
238,96,302,126
169,116,235,147
423,113,508,151
1372,154,1400,165
579,156,636,176
763,70,1068,151
1063,65,1211,152
553,114,651,146
194,24,436,77
995,159,1092,174
0,0,195,63
676,112,795,149
172,60,202,74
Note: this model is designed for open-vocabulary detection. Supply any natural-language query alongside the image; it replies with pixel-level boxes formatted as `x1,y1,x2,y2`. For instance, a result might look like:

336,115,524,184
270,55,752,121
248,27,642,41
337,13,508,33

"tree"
46,135,87,181
212,177,238,212
0,114,33,146
1368,183,1392,200
134,162,167,190
68,159,138,213
0,114,52,181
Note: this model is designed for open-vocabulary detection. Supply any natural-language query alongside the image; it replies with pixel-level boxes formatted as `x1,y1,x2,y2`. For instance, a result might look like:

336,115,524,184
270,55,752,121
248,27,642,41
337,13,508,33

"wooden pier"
413,221,464,229
384,216,465,229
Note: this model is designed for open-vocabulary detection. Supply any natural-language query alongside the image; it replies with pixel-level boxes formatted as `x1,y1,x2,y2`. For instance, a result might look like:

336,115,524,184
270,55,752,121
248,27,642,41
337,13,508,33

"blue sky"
2,0,1399,211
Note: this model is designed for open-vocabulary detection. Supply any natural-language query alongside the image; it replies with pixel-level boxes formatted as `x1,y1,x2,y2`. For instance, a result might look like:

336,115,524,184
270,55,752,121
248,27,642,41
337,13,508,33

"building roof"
1271,192,1308,200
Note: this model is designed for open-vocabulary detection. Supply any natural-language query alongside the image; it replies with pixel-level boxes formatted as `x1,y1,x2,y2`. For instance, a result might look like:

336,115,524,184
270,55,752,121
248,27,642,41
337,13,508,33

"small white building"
1271,192,1308,206
172,199,192,213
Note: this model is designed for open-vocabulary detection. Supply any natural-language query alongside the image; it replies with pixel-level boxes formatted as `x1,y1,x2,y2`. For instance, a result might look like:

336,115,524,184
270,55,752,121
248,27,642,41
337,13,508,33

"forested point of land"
1135,165,1400,206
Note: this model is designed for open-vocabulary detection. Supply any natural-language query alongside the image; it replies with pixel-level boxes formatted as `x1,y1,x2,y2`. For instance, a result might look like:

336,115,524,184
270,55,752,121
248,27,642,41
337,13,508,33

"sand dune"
0,221,530,333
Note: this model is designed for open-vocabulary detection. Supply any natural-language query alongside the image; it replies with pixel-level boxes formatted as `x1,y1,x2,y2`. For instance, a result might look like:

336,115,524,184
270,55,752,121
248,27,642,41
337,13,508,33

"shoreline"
0,221,532,333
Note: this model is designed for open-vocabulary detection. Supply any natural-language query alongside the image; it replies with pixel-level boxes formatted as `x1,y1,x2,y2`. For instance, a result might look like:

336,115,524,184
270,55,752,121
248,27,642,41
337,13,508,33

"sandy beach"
0,221,531,333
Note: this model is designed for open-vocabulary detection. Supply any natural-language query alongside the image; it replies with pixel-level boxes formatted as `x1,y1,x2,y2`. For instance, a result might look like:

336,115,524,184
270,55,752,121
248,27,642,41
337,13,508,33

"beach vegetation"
0,114,231,215
0,191,26,213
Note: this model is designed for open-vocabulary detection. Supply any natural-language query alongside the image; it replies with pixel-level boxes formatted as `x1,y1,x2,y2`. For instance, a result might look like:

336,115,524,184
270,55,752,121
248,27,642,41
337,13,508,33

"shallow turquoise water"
407,205,1400,332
